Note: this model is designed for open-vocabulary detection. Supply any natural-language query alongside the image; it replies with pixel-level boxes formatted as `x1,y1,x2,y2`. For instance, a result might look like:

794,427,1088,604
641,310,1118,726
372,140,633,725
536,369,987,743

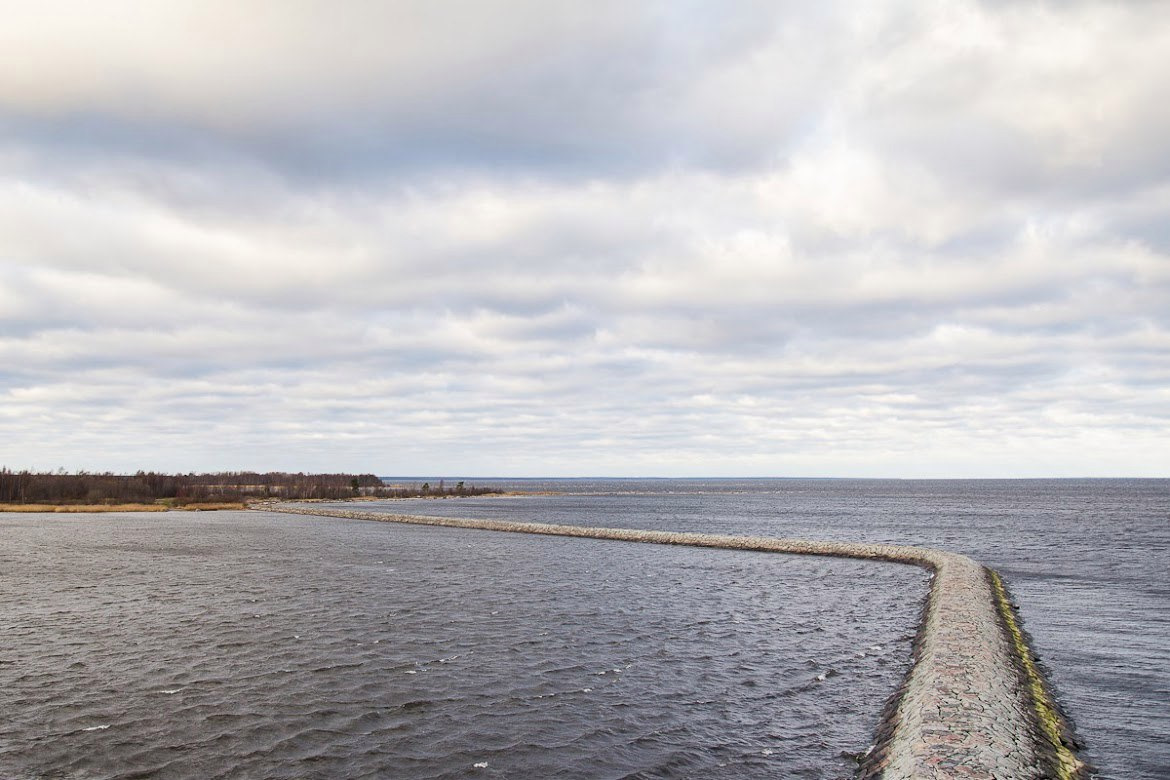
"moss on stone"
988,570,1087,780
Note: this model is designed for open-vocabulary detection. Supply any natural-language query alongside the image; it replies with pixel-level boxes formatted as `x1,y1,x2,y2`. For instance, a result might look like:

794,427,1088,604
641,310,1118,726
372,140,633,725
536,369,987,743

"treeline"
0,469,500,505
378,480,501,499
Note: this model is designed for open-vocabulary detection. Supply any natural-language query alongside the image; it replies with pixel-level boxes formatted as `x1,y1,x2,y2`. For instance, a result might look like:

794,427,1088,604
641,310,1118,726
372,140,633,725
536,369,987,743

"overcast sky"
2,1,1167,478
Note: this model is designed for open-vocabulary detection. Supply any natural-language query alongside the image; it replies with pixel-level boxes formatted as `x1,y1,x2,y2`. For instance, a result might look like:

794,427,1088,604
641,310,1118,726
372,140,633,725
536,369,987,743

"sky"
1,1,1168,478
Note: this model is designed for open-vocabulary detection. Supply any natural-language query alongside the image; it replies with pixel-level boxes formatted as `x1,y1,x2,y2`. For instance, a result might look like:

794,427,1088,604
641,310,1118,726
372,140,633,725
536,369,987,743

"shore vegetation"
0,469,502,510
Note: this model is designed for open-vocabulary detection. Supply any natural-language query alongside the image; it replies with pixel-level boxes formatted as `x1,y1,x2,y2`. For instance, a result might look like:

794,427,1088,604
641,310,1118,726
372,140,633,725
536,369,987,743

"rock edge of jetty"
262,503,1089,780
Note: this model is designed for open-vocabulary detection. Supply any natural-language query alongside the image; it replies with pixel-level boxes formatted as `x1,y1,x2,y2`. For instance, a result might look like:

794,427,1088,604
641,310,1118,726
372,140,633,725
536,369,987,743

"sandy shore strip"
0,502,248,512
264,503,1087,780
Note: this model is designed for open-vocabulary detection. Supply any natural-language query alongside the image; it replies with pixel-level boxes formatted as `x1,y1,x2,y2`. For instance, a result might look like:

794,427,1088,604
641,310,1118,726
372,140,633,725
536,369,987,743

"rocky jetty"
263,504,1086,780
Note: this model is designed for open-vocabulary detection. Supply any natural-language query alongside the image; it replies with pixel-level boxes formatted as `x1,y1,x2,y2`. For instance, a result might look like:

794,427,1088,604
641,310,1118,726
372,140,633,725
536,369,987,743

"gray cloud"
1,1,1167,477
0,1,842,180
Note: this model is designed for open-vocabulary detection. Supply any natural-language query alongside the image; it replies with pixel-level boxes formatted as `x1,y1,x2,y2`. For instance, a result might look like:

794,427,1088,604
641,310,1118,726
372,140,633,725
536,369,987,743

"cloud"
0,1,839,179
0,0,1167,476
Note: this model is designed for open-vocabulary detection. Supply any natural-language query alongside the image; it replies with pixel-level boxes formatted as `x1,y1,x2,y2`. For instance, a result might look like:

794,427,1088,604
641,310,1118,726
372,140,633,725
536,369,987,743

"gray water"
0,508,926,780
364,477,1170,780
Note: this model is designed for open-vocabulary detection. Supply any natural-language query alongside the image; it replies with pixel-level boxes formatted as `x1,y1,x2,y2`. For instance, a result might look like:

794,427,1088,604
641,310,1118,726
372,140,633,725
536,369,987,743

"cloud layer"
2,1,1167,476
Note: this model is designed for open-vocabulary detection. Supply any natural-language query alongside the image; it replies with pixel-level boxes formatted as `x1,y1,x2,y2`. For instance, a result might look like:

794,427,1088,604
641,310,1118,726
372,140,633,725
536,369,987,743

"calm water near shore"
2,506,925,779
368,477,1170,780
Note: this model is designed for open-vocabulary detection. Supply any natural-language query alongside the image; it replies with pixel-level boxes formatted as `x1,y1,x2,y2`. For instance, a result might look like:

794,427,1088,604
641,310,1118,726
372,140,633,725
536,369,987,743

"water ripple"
0,509,925,779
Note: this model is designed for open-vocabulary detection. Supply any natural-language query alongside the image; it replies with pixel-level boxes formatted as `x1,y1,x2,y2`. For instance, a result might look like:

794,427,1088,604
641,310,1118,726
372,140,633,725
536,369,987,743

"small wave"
82,724,110,731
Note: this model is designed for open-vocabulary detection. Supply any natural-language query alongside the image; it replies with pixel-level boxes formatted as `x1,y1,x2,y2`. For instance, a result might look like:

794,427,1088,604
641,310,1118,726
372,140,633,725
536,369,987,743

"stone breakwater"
263,504,1086,780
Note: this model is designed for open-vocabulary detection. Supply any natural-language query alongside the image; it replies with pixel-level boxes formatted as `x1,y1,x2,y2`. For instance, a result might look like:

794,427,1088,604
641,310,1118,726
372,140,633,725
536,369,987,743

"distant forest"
0,469,501,505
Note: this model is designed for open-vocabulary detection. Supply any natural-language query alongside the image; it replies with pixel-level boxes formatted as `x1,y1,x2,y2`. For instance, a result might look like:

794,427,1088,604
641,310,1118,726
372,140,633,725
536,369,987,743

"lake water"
366,477,1170,780
1,505,925,780
3,478,1165,779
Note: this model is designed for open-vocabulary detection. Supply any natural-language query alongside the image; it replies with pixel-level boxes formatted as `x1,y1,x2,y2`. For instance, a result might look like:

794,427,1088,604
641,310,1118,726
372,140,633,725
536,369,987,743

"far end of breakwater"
264,504,1089,780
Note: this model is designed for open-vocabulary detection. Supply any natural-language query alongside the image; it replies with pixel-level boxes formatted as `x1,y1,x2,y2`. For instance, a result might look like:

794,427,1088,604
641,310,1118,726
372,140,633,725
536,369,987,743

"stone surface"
263,504,1078,780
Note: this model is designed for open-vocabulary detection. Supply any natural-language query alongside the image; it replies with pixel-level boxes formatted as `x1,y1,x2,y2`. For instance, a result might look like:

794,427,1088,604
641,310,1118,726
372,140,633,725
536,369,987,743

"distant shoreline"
0,501,247,513
0,492,538,513
0,470,505,508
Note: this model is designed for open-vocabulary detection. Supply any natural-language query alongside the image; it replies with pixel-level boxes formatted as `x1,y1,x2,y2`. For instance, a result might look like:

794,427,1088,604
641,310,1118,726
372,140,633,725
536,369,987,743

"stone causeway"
263,503,1088,780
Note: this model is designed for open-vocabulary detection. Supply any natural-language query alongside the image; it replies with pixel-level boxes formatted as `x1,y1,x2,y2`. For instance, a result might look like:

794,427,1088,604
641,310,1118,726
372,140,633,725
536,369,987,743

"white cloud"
0,0,1167,476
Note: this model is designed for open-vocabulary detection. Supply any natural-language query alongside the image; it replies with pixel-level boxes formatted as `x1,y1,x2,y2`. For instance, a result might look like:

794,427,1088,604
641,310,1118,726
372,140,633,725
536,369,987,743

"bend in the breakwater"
263,504,1086,780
